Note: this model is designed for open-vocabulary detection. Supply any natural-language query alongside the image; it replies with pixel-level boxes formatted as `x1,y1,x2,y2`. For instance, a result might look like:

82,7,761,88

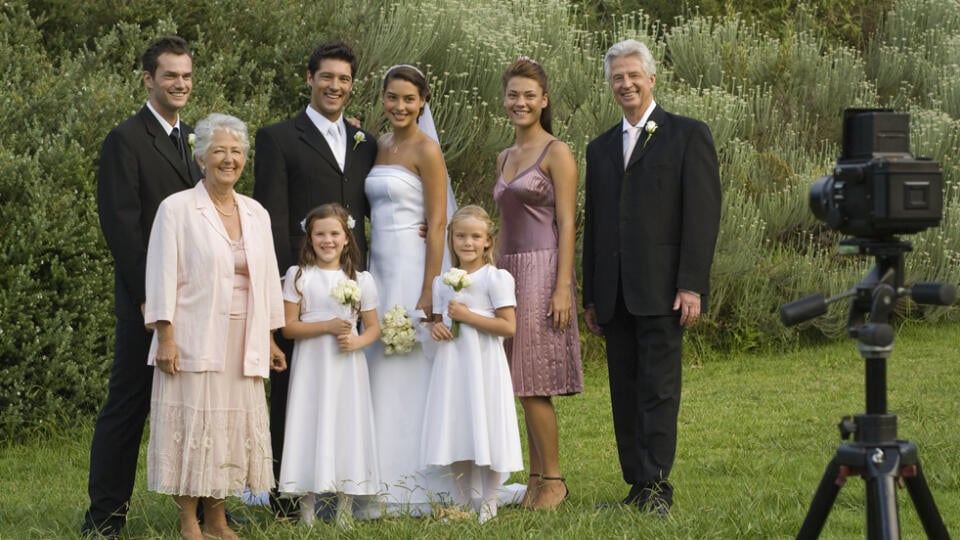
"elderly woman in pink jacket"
144,113,286,540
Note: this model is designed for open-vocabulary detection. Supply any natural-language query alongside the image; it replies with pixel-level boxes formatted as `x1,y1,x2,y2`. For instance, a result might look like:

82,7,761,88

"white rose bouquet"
441,268,473,337
381,304,416,355
331,279,361,317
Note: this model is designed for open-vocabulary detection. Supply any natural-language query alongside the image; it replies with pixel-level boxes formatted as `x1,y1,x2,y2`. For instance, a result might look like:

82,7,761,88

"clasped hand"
431,300,467,341
326,317,362,352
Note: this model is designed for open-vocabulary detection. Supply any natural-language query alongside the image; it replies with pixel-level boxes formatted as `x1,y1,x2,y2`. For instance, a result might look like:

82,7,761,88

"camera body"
809,109,943,238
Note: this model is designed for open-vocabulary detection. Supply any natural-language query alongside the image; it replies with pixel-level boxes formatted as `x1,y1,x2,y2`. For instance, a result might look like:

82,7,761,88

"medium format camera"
809,108,943,238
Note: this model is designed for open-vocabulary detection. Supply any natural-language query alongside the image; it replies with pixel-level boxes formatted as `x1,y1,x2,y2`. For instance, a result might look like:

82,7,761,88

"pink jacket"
144,182,284,378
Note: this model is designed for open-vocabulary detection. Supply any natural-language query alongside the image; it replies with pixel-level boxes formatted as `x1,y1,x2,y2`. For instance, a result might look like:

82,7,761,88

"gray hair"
192,113,250,159
603,39,657,82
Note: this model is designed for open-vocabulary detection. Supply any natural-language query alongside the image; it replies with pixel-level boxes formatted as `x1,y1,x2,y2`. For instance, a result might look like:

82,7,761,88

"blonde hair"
447,205,497,268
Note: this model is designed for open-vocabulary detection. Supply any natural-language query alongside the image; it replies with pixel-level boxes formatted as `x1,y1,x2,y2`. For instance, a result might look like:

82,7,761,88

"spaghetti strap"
534,139,558,168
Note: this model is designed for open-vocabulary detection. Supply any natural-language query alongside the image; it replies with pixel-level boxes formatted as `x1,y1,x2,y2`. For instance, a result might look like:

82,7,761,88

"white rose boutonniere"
381,304,416,355
353,131,366,150
643,120,657,147
187,133,196,154
441,268,473,337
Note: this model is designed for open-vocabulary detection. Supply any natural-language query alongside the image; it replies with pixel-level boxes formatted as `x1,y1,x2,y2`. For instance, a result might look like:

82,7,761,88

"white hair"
604,39,657,81
192,113,250,158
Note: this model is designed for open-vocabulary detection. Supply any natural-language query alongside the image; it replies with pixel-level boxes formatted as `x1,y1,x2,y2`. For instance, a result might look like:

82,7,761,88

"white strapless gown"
363,164,453,515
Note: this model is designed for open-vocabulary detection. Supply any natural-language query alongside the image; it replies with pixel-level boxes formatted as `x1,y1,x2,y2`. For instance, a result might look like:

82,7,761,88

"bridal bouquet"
331,279,361,315
441,268,472,337
381,304,416,355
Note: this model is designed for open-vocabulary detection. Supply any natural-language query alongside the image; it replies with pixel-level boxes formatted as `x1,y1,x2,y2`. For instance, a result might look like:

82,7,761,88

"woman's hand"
416,289,433,321
547,286,572,331
269,334,287,372
155,328,179,375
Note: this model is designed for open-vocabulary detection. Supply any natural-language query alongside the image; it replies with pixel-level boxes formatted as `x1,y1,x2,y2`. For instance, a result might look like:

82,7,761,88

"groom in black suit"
253,40,377,513
84,36,202,538
582,39,721,516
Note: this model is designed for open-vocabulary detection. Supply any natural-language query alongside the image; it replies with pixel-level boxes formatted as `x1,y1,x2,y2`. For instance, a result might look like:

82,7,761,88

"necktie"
624,124,640,168
170,127,187,166
328,125,345,170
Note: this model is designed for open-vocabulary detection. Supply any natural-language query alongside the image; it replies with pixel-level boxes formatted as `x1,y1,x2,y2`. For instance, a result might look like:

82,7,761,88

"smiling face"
382,78,425,129
143,52,192,124
308,58,353,122
199,130,246,190
450,216,492,271
608,54,656,122
504,76,548,129
309,216,348,269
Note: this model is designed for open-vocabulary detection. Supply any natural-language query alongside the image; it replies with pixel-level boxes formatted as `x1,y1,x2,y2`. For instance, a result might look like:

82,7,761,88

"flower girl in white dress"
278,204,381,528
421,205,523,523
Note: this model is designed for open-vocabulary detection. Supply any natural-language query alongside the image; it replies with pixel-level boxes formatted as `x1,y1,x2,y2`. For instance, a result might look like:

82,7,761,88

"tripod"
780,239,956,539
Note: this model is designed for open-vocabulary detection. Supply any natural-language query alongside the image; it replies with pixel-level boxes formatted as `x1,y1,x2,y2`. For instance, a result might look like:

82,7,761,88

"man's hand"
584,305,602,336
673,290,701,327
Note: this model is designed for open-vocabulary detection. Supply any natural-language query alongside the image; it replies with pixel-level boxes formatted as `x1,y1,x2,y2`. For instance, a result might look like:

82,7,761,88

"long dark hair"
296,204,362,292
502,57,552,134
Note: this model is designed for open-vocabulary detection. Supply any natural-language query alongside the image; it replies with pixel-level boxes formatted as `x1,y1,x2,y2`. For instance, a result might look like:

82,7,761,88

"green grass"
2,322,958,539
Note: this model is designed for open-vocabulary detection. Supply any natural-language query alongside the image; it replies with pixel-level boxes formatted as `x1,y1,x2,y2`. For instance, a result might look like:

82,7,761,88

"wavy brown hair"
447,205,497,268
296,204,362,293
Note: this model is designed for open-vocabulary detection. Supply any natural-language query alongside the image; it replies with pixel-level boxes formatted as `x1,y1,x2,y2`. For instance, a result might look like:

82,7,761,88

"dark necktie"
170,127,187,167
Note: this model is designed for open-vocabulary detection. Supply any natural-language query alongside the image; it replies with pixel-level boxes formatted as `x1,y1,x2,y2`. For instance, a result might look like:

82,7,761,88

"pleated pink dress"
493,140,583,397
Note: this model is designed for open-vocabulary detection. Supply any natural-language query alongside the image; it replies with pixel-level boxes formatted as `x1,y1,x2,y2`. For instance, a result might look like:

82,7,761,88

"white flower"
346,214,356,229
300,218,307,233
643,120,658,147
331,279,361,307
442,268,472,292
381,304,416,355
187,133,196,154
353,131,366,150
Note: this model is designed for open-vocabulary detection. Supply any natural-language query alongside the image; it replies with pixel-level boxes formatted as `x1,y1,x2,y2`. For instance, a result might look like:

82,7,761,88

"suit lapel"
343,123,365,172
605,124,625,172
626,106,666,171
139,107,197,188
295,112,340,171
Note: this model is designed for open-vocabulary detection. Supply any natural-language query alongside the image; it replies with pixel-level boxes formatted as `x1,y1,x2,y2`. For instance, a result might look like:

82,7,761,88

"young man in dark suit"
252,40,377,516
84,36,202,538
582,39,721,516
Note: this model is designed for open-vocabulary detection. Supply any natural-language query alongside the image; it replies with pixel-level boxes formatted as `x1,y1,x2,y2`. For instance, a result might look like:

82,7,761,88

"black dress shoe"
622,483,647,506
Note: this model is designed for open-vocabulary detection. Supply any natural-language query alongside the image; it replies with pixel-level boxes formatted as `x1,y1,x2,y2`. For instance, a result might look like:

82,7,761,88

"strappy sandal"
532,476,569,510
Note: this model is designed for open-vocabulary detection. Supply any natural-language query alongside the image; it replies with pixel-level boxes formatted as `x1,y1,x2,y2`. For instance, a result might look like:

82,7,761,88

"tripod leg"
798,458,843,540
864,452,900,540
902,463,950,540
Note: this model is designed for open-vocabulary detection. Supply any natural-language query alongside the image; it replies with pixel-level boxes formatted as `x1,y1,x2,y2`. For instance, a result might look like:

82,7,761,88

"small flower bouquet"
441,268,472,337
381,304,416,355
331,279,361,316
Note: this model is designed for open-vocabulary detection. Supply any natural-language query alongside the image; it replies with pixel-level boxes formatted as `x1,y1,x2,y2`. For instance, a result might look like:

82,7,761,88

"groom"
252,39,377,516
582,39,721,516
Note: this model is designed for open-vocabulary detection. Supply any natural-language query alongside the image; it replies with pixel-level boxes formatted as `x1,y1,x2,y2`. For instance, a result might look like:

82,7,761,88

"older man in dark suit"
84,36,202,538
253,40,377,515
582,39,721,516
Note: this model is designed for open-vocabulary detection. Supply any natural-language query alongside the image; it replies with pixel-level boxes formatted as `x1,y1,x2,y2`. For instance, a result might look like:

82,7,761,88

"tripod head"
779,237,956,418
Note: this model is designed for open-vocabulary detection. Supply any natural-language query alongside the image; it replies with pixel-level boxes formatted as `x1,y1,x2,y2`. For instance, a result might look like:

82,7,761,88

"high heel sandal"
531,476,569,510
520,473,542,509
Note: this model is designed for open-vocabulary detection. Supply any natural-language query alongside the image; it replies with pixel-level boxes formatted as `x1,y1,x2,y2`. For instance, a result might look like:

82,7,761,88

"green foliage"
2,0,959,437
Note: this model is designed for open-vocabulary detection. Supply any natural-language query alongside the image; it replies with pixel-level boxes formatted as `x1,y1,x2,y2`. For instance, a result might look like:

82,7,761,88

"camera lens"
809,175,834,223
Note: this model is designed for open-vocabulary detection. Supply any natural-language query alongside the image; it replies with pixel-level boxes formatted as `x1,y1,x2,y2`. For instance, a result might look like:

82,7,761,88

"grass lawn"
2,321,958,539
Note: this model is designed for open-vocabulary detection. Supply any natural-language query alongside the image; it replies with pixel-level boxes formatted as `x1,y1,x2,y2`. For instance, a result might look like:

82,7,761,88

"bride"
363,64,456,515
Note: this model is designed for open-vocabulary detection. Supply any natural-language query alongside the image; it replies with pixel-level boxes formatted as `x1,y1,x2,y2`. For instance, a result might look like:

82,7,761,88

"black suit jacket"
96,105,202,320
582,105,721,324
253,111,376,274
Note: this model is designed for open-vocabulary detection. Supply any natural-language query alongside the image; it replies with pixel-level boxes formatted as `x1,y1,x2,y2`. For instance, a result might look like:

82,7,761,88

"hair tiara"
385,63,425,78
517,55,541,67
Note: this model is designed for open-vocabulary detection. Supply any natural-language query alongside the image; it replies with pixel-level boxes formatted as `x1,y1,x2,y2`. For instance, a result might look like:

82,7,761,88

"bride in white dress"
363,64,457,516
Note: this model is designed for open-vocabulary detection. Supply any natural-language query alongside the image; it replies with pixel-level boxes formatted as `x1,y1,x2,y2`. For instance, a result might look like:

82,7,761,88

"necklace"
214,202,237,217
391,134,411,154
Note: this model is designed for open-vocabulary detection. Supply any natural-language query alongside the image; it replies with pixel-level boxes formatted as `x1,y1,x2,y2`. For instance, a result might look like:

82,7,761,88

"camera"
809,108,943,238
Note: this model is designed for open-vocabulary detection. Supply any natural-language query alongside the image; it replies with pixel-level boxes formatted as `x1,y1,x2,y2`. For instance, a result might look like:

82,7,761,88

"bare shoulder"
542,138,576,176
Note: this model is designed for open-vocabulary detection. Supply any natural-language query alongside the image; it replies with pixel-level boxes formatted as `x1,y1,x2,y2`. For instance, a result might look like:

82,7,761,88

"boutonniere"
352,131,366,150
643,121,657,147
187,133,196,154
